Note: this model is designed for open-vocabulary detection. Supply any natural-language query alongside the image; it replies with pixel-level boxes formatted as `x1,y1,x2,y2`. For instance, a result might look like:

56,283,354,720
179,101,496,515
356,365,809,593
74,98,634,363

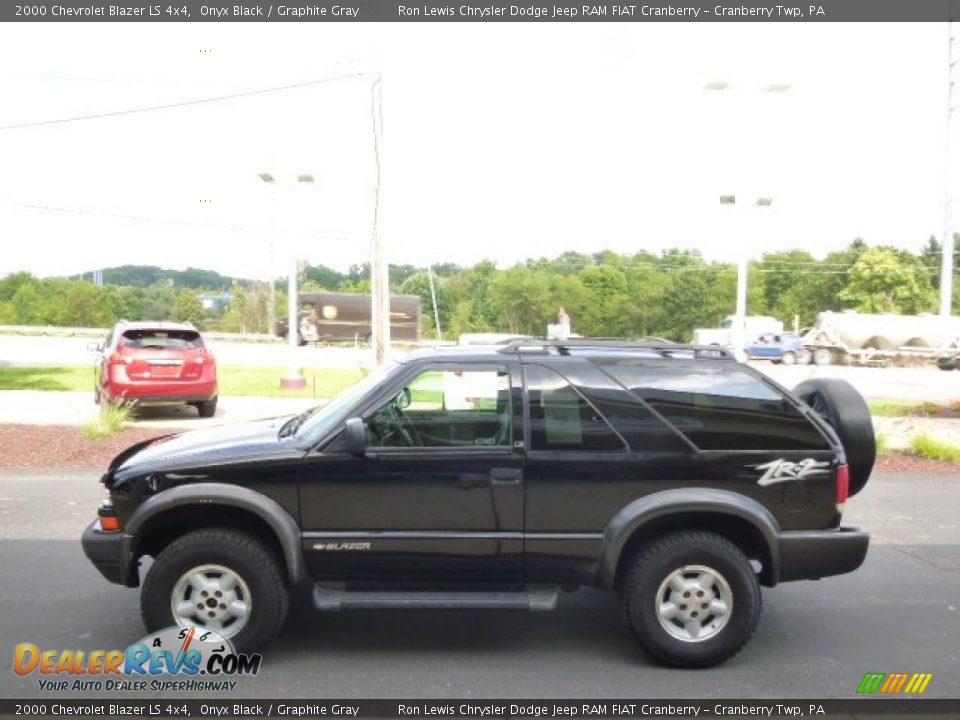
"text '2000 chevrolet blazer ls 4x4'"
83,340,874,667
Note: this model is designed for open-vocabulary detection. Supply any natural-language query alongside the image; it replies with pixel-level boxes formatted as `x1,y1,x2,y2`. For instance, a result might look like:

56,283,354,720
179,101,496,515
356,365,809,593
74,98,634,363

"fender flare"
126,483,306,585
597,488,782,588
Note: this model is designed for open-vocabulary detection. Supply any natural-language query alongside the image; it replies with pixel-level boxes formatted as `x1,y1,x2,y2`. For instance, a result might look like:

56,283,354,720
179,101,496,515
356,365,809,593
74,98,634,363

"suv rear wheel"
621,531,761,668
141,528,289,653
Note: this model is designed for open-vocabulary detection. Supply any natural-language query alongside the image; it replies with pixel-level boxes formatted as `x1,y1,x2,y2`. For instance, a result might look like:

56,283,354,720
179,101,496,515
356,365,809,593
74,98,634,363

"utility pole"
427,265,442,341
370,76,390,364
942,12,958,316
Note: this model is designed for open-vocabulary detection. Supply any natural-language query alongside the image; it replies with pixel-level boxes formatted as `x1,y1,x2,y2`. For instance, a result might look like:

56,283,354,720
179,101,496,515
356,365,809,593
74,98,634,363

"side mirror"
87,341,102,353
344,417,367,456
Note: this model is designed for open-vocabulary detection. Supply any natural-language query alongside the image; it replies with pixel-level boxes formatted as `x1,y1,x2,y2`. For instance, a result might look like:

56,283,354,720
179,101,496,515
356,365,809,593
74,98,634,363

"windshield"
294,361,401,446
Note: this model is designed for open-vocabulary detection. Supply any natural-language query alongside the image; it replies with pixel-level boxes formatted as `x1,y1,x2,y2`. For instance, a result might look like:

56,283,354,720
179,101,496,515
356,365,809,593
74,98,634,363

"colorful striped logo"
857,672,933,694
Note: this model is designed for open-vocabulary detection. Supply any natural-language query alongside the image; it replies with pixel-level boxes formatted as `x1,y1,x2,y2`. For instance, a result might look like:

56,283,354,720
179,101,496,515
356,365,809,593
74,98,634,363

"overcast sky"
0,22,953,280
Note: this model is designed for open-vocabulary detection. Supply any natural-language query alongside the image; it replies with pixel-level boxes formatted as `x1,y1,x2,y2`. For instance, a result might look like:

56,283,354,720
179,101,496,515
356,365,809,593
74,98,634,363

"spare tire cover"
793,378,875,496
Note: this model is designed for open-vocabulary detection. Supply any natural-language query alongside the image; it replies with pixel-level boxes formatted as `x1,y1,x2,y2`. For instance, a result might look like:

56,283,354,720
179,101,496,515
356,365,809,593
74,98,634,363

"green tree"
488,265,551,335
58,282,100,327
839,247,935,313
11,283,44,324
174,290,206,328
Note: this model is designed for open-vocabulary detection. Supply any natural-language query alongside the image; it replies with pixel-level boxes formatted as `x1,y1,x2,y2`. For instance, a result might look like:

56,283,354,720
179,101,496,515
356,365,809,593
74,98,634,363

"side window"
601,363,829,451
524,365,625,452
367,367,511,448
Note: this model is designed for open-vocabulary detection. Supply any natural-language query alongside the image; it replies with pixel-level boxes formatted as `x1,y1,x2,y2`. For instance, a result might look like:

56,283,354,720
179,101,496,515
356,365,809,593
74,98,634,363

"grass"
907,433,960,463
868,399,960,417
0,365,95,391
874,432,890,455
216,366,366,399
84,401,135,439
0,365,366,400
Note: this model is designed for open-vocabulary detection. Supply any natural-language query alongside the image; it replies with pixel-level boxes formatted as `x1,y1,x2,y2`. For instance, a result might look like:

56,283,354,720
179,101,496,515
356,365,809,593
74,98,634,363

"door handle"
490,468,522,485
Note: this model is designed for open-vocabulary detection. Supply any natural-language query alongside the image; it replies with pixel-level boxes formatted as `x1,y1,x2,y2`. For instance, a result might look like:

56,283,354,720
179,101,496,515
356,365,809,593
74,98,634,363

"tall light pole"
720,195,773,357
370,76,390,365
258,171,313,390
709,81,789,353
259,173,278,336
942,14,958,316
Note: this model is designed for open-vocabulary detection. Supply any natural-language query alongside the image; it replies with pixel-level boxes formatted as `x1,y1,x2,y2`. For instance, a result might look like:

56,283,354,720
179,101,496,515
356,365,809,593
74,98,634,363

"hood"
110,415,297,483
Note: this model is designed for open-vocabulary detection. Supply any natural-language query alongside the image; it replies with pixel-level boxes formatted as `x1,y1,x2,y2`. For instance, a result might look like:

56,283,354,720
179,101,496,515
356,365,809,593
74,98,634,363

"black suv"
82,340,874,667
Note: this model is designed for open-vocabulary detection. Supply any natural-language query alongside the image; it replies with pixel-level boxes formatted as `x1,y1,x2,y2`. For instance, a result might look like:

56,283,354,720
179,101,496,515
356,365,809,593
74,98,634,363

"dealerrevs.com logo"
13,627,261,692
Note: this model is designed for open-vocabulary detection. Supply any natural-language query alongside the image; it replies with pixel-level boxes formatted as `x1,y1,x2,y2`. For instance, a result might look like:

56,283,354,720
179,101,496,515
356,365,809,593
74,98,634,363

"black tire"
141,528,289,654
780,351,797,366
196,397,218,418
621,531,761,668
793,378,875,496
812,348,833,366
864,335,894,351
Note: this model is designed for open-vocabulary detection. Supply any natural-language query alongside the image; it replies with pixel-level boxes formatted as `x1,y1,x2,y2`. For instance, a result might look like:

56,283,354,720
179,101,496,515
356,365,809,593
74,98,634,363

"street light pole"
258,171,311,390
721,195,773,358
709,81,788,354
941,15,958,316
370,76,390,365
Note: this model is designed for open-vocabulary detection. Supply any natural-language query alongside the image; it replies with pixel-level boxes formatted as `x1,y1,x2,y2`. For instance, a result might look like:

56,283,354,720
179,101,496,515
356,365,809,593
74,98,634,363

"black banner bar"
2,699,960,717
2,0,960,23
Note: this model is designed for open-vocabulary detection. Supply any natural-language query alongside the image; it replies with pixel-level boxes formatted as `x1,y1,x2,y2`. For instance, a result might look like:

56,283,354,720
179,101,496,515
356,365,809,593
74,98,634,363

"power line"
0,71,368,131
0,198,339,241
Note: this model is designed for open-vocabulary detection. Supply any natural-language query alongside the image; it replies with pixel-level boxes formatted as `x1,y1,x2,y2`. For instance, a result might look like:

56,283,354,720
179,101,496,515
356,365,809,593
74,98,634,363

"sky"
0,22,954,280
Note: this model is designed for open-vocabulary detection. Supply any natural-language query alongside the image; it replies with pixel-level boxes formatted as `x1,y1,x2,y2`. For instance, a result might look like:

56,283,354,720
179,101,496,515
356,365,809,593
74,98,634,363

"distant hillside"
91,265,240,290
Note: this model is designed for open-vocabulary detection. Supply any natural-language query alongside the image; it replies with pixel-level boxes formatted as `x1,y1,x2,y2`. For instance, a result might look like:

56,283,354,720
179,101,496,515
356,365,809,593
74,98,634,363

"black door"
299,362,525,582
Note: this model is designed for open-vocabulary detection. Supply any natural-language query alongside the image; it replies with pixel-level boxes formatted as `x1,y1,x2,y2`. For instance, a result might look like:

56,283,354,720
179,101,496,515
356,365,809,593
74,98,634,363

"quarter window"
524,365,625,452
600,363,829,451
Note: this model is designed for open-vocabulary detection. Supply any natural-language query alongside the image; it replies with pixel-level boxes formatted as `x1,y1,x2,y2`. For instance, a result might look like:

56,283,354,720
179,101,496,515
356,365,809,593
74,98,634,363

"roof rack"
495,338,734,360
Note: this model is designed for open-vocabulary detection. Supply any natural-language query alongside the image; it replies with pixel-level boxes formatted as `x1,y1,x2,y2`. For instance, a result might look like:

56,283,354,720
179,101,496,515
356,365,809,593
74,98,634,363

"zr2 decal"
755,459,831,486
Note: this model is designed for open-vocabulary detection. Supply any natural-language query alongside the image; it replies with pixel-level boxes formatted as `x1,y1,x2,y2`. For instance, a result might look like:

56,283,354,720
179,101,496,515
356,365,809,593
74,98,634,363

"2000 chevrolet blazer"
83,340,874,667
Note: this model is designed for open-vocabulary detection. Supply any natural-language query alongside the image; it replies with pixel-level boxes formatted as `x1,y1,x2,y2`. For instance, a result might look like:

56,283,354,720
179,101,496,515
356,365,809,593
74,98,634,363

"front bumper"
81,519,138,587
777,527,869,583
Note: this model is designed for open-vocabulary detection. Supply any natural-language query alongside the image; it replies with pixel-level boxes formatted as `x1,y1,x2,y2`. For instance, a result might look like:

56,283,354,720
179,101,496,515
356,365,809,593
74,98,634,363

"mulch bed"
0,424,174,469
873,452,959,474
0,423,956,473
903,402,960,419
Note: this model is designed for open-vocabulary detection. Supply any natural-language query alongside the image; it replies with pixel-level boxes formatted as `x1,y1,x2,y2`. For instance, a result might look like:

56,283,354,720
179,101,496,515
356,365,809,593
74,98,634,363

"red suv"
92,321,218,417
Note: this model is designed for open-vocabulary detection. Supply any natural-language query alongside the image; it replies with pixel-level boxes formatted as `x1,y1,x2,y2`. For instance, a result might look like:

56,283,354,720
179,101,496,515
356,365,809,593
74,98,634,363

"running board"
312,585,559,612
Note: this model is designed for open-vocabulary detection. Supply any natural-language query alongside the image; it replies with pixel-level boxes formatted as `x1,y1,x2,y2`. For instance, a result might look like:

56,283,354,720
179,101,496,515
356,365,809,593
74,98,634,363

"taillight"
108,353,131,365
836,463,850,511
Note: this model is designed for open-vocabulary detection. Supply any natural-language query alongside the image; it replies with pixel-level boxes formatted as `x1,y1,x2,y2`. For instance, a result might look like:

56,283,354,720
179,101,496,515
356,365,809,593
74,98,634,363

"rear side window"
121,329,203,349
601,363,829,451
524,365,625,452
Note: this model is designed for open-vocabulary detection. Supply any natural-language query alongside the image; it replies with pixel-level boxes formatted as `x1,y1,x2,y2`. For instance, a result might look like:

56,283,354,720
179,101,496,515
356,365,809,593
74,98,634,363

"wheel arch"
599,489,782,589
127,483,306,586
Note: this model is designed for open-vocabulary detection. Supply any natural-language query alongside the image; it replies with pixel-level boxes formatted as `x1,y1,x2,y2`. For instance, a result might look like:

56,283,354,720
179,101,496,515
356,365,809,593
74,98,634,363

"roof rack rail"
495,338,734,360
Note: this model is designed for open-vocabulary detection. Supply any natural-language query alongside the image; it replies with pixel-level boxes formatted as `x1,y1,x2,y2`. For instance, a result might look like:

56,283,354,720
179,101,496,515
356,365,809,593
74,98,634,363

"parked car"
745,332,809,365
937,351,960,371
90,321,218,417
83,339,873,668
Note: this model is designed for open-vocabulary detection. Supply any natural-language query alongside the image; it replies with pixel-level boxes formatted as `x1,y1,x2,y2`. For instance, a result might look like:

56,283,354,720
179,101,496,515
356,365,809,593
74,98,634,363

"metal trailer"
277,292,422,344
802,311,960,366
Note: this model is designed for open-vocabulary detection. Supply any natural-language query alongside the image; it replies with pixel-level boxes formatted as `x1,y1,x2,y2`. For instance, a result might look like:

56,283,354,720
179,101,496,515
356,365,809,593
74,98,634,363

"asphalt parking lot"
1,470,957,700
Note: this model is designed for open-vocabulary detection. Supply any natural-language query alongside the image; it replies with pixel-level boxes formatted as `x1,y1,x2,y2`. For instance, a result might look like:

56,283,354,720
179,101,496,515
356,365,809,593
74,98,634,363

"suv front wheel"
141,528,289,653
621,531,761,668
